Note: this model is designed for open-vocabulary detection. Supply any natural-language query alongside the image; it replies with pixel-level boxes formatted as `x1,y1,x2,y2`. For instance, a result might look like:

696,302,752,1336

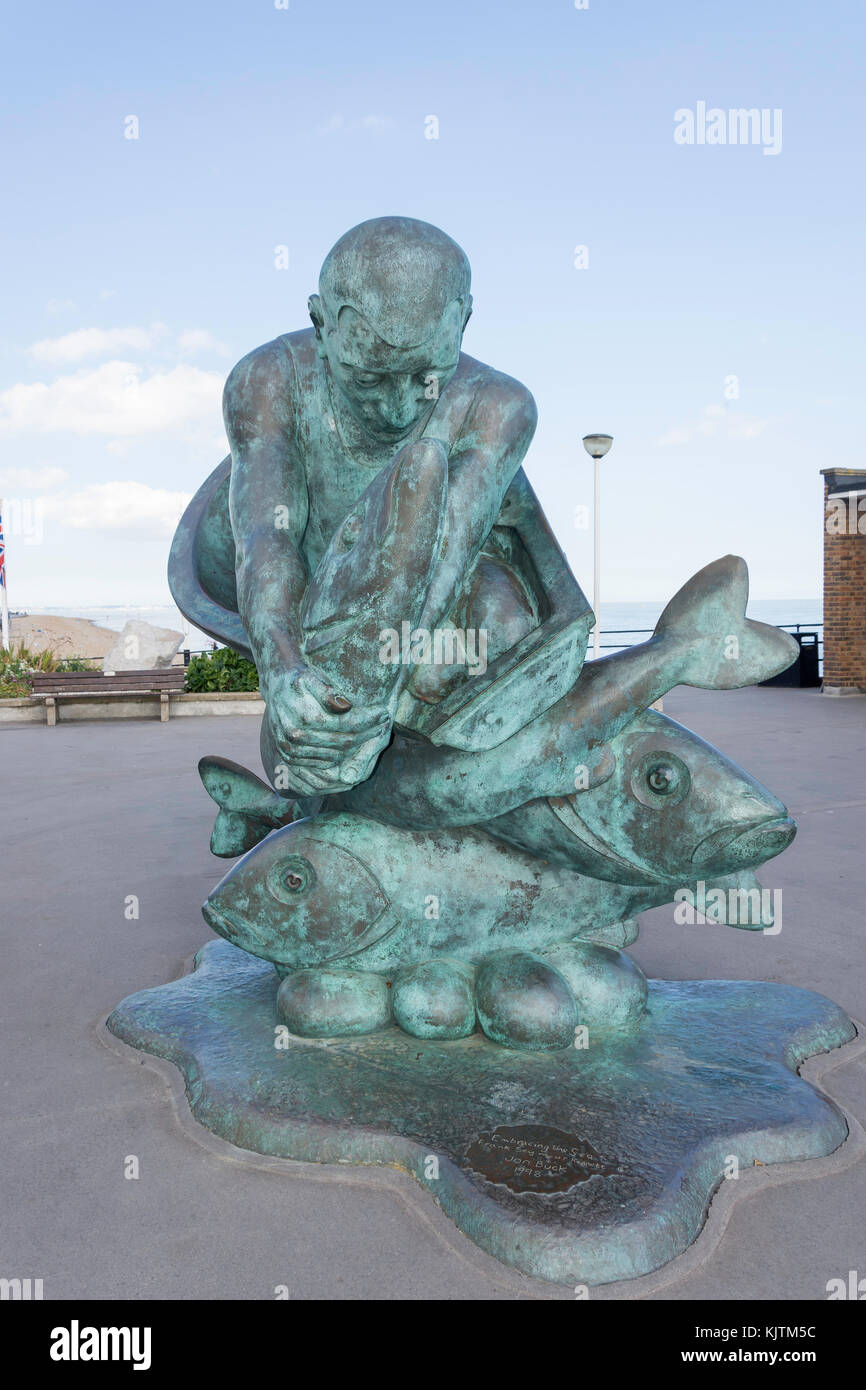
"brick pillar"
822,469,866,694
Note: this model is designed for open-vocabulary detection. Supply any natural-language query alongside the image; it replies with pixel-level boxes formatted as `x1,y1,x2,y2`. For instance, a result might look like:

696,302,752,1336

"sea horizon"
9,598,826,660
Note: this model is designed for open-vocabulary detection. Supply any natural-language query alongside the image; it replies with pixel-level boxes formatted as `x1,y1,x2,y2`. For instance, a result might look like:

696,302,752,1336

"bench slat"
30,678,185,688
29,677,184,685
30,669,185,693
32,685,183,694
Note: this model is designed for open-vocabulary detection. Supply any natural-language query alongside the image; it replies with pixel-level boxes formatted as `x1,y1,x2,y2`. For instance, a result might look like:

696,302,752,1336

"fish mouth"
691,815,796,871
202,900,249,943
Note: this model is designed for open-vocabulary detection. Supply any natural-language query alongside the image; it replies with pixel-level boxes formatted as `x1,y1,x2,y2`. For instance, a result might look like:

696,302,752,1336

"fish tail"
198,755,299,858
654,555,798,689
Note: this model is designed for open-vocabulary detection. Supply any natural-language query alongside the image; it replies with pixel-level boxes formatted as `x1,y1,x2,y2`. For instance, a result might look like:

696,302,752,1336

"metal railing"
595,622,824,674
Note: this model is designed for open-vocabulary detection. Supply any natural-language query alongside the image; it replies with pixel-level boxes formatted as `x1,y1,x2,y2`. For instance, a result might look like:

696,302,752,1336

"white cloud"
177,328,230,356
28,323,168,365
46,298,78,314
657,404,770,447
0,361,223,436
41,481,191,537
0,465,69,491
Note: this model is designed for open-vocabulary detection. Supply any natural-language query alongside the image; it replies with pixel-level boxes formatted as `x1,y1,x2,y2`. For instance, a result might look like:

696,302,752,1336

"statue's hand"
264,665,392,795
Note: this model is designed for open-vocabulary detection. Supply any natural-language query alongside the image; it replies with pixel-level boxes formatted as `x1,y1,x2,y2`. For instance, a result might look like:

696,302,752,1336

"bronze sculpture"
109,217,855,1285
168,215,798,1046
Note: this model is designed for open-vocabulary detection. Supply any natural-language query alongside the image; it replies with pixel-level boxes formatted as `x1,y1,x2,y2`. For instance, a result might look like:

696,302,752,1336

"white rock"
102,620,182,673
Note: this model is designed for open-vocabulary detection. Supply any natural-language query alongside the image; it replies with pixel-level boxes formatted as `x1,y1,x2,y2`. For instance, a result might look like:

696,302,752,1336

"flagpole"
0,497,9,650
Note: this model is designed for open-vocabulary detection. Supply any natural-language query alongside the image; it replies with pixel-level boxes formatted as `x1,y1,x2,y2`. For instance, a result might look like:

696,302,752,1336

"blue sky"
1,0,863,608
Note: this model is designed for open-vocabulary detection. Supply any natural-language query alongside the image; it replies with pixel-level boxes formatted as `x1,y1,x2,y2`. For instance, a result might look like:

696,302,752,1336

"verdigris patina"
109,216,855,1285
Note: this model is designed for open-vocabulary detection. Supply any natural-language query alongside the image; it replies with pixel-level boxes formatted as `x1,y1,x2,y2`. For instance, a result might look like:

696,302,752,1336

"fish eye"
266,855,315,904
630,751,691,808
647,762,677,795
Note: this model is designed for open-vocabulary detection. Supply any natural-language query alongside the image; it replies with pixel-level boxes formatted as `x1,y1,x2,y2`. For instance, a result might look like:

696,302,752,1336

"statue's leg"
301,439,448,704
405,549,541,706
260,436,449,791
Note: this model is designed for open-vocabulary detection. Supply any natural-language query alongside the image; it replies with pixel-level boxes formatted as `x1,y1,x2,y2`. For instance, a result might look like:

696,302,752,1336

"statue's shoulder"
446,353,538,439
450,353,536,417
223,329,317,414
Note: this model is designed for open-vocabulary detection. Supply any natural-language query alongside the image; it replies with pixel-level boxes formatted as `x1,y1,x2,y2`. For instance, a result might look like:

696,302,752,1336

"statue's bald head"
314,216,472,348
309,217,472,442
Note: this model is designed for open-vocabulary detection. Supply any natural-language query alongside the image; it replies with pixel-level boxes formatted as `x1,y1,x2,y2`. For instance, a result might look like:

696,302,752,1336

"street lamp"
582,434,614,659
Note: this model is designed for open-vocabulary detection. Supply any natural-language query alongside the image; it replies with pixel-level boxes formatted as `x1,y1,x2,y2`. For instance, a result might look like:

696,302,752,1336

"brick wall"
823,473,866,691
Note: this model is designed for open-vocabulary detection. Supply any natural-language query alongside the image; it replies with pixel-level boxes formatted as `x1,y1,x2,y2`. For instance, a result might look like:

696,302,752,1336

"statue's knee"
376,438,448,537
397,437,448,469
387,439,448,498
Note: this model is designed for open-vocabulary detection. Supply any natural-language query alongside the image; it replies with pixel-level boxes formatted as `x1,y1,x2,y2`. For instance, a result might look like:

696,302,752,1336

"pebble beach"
9,613,121,660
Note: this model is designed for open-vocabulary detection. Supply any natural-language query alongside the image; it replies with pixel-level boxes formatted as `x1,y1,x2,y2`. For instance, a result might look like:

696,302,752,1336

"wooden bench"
29,668,186,725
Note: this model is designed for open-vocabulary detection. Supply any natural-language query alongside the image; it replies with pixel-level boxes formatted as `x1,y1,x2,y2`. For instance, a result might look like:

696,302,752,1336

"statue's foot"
276,967,391,1037
391,958,476,1040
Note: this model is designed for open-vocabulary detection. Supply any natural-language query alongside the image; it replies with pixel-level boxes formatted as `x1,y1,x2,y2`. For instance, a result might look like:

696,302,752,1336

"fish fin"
577,918,640,948
210,809,276,858
655,555,798,689
701,870,773,930
199,755,299,858
199,755,283,813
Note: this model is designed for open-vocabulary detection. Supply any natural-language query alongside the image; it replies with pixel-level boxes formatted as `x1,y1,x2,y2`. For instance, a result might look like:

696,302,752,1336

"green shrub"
185,647,259,693
0,643,94,697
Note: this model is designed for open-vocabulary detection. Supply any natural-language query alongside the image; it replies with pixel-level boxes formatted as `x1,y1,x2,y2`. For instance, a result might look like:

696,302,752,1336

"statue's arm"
224,344,310,691
418,373,538,631
225,344,387,787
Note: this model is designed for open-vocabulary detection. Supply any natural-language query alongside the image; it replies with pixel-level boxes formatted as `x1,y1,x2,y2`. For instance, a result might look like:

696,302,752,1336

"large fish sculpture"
204,551,797,848
331,554,799,829
200,709,794,976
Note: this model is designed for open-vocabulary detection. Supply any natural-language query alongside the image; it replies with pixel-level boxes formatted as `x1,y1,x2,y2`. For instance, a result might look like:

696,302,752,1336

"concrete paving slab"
1,686,864,1299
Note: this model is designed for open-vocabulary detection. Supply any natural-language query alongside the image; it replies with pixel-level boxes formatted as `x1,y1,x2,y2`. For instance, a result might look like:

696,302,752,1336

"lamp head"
582,433,613,460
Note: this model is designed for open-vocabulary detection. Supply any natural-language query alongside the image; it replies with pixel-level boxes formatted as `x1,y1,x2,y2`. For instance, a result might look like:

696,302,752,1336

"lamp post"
0,497,8,651
582,434,613,658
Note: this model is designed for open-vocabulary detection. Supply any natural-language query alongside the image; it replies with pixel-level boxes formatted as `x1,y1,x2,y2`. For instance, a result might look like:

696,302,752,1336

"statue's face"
316,301,465,443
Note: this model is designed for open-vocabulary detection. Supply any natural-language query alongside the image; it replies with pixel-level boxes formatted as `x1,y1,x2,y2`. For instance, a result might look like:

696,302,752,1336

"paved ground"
2,686,864,1300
